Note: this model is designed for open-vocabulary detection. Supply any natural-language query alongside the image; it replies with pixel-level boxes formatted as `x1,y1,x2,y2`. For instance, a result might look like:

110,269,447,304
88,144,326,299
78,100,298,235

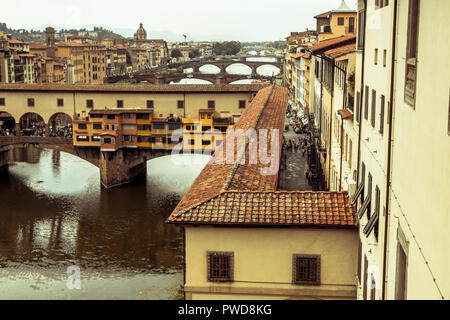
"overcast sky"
1,0,357,41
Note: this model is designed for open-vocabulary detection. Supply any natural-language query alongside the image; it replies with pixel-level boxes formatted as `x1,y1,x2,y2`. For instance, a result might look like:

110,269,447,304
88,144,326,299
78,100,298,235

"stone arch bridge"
105,57,283,84
0,136,170,188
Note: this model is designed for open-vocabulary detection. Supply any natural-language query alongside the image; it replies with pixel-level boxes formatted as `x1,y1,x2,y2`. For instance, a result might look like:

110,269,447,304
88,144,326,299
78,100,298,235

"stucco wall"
185,226,358,300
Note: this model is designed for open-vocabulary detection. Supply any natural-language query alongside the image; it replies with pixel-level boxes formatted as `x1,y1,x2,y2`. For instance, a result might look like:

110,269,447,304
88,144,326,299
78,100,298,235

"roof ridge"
221,84,276,193
173,191,225,218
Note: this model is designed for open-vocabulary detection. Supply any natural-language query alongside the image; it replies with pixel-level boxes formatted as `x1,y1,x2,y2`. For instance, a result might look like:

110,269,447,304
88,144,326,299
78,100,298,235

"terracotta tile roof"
290,53,310,59
89,109,153,115
324,42,356,58
167,85,282,218
314,11,331,19
338,109,354,120
0,83,268,93
151,118,168,123
18,53,35,58
167,85,356,227
169,191,356,227
8,39,27,44
309,35,356,53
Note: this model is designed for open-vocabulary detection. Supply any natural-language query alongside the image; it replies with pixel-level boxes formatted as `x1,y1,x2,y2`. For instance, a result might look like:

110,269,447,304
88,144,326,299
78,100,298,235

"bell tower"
45,27,56,58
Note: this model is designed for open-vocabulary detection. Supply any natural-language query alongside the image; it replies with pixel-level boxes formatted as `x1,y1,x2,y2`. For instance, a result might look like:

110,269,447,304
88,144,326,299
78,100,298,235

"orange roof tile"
324,42,356,58
338,109,354,120
309,35,356,53
167,84,356,227
314,11,331,19
169,191,356,227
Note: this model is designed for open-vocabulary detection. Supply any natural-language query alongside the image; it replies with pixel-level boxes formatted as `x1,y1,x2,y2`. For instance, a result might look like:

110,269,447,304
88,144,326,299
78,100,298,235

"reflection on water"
0,149,210,299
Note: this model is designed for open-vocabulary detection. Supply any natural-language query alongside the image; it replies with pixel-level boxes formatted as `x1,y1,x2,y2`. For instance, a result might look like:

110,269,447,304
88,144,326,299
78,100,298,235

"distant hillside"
0,22,124,42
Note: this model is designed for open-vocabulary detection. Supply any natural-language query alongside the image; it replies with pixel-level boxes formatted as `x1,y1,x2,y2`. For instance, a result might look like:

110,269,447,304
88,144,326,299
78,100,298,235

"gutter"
382,0,398,300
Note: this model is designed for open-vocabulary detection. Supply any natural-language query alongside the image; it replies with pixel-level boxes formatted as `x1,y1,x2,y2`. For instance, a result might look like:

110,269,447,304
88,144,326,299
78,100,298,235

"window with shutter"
364,86,369,120
405,0,420,108
380,95,385,134
371,90,376,128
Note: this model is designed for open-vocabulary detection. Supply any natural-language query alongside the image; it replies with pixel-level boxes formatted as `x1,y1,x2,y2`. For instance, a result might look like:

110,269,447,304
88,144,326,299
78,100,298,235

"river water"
0,56,283,299
0,148,210,299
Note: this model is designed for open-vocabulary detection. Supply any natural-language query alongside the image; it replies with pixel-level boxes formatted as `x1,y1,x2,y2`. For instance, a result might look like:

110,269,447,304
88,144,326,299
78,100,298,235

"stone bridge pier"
0,148,8,175
98,148,171,188
0,136,172,189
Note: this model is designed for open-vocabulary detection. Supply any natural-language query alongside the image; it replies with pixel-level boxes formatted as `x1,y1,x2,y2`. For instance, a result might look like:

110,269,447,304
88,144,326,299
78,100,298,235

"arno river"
0,56,281,299
0,148,210,299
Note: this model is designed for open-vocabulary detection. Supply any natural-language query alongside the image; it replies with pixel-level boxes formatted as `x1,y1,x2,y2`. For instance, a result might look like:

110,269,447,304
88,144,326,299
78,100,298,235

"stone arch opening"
225,63,252,75
19,112,46,137
169,78,214,84
48,112,73,138
0,111,16,136
199,64,220,74
256,64,281,76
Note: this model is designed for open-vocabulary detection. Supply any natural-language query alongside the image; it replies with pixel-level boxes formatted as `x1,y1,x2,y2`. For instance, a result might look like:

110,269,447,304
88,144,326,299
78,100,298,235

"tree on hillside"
213,41,241,56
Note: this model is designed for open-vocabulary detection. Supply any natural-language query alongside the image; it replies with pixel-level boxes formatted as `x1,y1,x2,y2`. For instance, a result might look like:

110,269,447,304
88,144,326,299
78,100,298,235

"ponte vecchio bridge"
0,83,266,188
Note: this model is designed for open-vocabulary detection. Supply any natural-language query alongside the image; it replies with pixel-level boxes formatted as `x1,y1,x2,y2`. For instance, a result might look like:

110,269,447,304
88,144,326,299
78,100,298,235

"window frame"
404,0,420,108
207,251,234,283
0,97,5,106
27,98,35,107
292,254,321,286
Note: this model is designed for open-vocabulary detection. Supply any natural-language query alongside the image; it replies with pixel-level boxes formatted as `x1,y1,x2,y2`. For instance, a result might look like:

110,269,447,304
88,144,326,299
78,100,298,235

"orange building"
73,109,153,151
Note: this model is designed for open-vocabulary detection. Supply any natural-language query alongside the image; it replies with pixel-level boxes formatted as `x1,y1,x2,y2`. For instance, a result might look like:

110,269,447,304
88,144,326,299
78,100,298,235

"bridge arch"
225,63,252,75
169,78,214,85
48,112,73,138
198,64,220,74
256,64,281,76
0,111,16,135
19,112,46,137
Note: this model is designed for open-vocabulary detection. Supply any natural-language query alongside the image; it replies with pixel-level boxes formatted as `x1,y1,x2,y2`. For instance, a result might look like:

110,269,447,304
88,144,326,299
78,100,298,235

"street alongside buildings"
283,0,450,300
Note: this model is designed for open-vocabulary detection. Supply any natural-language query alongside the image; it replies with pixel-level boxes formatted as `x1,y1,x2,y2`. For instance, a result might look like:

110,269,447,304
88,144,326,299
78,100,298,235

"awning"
352,183,364,203
363,210,379,236
358,195,371,219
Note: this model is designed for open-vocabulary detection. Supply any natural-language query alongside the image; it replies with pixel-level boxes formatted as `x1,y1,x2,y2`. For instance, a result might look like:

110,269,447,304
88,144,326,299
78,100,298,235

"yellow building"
57,42,106,84
314,0,357,41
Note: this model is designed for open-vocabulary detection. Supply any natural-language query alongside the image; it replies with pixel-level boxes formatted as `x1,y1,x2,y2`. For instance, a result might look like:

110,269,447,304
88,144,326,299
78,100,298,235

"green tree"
171,49,182,58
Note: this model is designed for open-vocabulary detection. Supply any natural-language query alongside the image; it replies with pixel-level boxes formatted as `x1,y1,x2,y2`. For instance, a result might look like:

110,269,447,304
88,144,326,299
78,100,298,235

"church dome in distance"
134,23,147,41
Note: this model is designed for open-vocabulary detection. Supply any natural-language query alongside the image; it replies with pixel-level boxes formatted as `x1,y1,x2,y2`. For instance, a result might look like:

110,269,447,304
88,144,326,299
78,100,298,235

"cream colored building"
183,227,357,300
352,0,450,300
0,83,265,127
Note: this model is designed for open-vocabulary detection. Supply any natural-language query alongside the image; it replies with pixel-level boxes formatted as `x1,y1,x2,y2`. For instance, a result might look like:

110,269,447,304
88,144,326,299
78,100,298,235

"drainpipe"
339,114,344,191
356,0,367,198
339,65,348,191
382,0,398,300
